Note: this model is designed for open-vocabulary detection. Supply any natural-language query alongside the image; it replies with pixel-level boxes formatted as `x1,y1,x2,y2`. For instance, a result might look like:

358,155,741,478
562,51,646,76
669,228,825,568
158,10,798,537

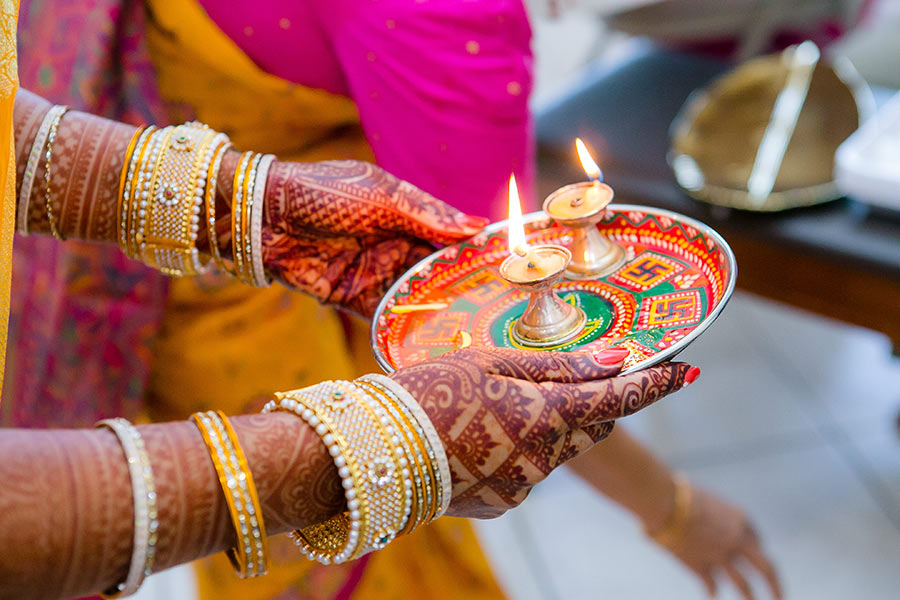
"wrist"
637,472,679,533
644,473,693,548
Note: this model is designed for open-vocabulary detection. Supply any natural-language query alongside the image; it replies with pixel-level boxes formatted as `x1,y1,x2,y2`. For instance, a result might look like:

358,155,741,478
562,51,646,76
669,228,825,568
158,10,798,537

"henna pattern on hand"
390,348,690,519
261,160,486,317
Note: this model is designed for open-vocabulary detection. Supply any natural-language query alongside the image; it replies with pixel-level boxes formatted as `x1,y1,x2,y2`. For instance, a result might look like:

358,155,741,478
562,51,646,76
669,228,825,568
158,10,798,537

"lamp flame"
507,174,527,256
575,138,603,181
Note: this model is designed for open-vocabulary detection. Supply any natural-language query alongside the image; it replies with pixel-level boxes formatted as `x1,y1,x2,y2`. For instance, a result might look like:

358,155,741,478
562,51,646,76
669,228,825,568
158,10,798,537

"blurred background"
134,1,900,598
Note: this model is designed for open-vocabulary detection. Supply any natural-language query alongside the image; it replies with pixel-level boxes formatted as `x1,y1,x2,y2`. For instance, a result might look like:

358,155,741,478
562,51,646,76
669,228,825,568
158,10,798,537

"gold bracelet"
139,123,214,275
231,151,256,282
129,126,172,259
359,374,451,519
204,142,233,273
117,126,148,249
191,410,268,578
356,379,430,534
262,381,414,564
43,106,70,240
122,125,163,258
18,104,68,235
646,473,693,549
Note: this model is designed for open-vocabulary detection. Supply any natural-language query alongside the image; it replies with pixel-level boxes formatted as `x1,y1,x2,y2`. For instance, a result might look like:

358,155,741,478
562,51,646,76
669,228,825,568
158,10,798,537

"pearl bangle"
356,379,433,533
262,380,415,564
95,418,158,598
248,154,274,287
359,374,452,518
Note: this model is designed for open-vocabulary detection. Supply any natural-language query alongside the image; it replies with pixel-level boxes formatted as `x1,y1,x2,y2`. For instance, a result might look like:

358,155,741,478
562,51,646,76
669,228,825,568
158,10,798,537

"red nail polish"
592,347,630,365
684,366,701,386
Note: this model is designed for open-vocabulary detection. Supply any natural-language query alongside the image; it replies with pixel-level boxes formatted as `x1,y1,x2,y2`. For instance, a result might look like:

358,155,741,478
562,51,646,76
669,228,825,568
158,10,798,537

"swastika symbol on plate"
447,270,509,305
626,259,672,282
411,312,471,346
609,252,685,292
638,290,702,329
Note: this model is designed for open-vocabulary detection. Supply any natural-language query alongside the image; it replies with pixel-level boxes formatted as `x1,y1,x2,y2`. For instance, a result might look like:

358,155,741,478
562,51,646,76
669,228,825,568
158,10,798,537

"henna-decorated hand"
390,347,692,519
262,160,488,318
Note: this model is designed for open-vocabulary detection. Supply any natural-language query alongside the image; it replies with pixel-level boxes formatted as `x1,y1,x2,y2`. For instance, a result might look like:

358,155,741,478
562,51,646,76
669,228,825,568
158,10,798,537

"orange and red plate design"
372,206,736,374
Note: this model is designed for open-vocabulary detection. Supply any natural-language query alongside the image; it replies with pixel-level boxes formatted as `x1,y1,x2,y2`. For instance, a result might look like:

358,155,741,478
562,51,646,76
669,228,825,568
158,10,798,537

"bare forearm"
0,413,342,600
566,427,676,532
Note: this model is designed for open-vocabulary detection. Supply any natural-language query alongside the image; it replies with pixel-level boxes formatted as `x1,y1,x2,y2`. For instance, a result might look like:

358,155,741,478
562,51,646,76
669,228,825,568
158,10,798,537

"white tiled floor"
475,292,900,600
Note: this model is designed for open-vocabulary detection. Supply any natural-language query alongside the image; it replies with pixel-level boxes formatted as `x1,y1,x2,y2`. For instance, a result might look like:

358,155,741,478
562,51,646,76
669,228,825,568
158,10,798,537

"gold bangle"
204,142,233,273
191,410,268,578
262,381,413,564
358,374,451,519
646,474,693,549
140,124,212,275
18,104,68,235
116,126,147,248
231,151,255,281
43,106,69,240
239,153,262,285
122,125,162,258
356,380,430,534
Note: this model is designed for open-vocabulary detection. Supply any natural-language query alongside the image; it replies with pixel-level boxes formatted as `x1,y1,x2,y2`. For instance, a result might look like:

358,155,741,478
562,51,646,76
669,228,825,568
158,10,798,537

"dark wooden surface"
535,49,900,351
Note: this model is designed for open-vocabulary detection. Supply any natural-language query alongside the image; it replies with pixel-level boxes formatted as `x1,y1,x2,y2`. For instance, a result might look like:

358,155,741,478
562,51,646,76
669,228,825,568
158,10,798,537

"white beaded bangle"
248,154,275,288
359,374,452,518
355,379,433,531
130,126,172,259
18,104,68,235
95,418,158,598
263,380,412,564
119,126,156,251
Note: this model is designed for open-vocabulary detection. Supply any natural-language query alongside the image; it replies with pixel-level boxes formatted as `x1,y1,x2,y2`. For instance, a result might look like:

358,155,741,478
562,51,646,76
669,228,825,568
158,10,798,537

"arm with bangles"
0,413,342,600
13,88,485,318
0,348,690,599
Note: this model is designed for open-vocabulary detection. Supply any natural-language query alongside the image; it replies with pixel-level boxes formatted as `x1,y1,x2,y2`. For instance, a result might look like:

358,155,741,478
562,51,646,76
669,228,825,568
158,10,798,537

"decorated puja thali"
372,205,736,374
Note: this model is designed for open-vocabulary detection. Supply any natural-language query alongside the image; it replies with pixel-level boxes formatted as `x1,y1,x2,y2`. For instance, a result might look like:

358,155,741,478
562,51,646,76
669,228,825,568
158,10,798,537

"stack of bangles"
14,105,273,284
263,374,451,565
116,120,273,284
90,376,449,596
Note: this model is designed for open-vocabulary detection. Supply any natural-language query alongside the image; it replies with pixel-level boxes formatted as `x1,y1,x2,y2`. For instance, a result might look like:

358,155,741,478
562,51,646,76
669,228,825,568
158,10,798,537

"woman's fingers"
741,535,783,600
269,159,486,243
724,563,755,600
460,347,629,383
544,362,691,429
698,569,718,598
387,178,488,244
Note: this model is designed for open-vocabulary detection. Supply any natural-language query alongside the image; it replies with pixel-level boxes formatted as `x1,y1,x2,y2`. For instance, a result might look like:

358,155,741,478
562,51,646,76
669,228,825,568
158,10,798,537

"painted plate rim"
370,204,738,375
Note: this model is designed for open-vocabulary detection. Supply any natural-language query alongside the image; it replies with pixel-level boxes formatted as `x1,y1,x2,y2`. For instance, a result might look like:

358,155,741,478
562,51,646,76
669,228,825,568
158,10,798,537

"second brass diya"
498,245,586,348
543,181,626,279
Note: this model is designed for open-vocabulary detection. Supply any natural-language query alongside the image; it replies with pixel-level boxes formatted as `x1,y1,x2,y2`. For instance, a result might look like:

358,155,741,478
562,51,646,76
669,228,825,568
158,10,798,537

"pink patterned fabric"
198,0,535,221
2,0,170,427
